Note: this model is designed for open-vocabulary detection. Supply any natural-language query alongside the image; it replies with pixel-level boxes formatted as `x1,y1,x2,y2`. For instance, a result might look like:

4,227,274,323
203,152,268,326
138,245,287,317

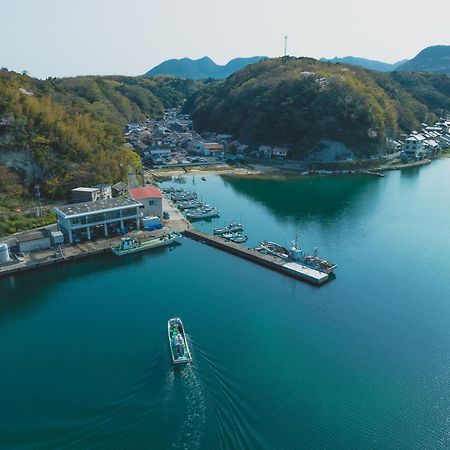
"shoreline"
148,157,437,181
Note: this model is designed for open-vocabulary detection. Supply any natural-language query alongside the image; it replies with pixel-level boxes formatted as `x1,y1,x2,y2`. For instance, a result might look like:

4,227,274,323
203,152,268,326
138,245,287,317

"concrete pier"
184,229,329,286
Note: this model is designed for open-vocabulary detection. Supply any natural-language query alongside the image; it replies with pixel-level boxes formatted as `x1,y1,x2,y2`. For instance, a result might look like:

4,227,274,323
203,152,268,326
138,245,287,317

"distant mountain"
320,56,407,72
396,45,450,74
145,56,267,79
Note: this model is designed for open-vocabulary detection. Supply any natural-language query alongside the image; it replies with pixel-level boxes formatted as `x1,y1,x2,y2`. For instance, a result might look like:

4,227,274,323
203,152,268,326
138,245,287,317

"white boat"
185,207,219,220
213,222,243,235
168,317,192,364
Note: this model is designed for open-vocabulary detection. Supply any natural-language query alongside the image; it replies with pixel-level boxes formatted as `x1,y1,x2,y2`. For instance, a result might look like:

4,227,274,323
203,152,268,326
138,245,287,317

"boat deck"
184,229,329,286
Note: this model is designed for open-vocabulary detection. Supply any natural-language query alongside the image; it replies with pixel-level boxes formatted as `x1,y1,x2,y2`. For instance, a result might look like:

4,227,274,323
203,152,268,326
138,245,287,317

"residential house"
111,181,127,197
272,146,290,159
402,134,426,159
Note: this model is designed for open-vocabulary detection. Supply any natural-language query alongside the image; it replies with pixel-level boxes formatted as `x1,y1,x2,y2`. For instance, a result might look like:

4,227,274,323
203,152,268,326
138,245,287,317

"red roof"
128,187,162,200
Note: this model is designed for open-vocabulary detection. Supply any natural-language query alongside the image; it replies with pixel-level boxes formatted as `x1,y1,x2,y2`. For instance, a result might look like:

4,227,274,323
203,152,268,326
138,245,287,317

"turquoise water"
2,160,450,449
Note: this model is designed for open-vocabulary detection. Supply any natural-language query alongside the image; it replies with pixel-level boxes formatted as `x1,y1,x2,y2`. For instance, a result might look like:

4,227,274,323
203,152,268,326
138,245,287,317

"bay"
1,159,450,449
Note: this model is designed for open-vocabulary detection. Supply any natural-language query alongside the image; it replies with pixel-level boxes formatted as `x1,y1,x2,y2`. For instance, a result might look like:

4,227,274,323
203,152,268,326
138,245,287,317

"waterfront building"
402,134,425,159
15,230,52,253
128,187,163,218
54,198,142,244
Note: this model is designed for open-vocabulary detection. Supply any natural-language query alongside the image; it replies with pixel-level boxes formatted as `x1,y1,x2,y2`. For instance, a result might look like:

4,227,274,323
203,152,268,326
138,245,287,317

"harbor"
184,228,329,285
0,181,336,284
2,160,450,449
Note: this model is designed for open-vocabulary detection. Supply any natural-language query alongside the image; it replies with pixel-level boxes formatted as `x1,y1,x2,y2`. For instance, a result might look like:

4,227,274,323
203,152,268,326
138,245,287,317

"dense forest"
0,70,200,197
185,57,450,157
0,70,201,234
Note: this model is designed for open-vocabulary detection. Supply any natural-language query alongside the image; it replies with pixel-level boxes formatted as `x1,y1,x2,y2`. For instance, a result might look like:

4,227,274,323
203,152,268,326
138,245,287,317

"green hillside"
397,46,450,74
0,70,201,235
186,57,450,157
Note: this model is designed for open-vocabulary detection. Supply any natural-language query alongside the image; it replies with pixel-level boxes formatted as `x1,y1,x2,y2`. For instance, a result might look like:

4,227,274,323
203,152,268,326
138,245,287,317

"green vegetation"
0,70,201,236
185,57,450,157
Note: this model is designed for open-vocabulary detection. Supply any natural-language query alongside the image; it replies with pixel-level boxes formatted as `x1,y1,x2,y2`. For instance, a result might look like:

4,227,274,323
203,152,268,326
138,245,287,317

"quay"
184,229,329,286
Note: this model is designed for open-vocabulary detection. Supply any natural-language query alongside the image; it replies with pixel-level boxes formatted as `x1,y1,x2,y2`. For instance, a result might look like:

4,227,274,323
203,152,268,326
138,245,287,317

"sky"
1,0,449,79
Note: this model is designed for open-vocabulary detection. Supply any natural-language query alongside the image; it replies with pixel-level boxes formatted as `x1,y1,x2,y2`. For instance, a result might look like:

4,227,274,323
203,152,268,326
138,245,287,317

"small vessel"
213,222,244,235
168,317,192,364
185,207,219,220
171,191,197,202
177,200,205,210
257,239,337,274
228,233,248,244
111,232,182,256
201,176,206,181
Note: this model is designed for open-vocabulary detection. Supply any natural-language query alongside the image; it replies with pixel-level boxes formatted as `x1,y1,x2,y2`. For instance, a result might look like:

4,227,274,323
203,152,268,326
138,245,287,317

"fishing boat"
168,317,192,364
257,239,337,274
185,207,219,220
213,222,243,235
171,191,197,202
229,233,248,244
177,200,204,210
111,232,182,256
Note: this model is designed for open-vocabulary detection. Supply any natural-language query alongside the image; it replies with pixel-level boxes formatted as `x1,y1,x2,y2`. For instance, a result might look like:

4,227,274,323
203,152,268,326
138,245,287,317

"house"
402,134,426,159
111,181,127,197
71,187,101,203
203,143,225,157
54,197,142,243
128,187,163,219
94,184,112,200
15,230,52,253
259,145,273,159
272,146,289,159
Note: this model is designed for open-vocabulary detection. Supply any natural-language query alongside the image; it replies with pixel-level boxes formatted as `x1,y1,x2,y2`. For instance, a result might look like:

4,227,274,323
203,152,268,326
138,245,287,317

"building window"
148,200,155,206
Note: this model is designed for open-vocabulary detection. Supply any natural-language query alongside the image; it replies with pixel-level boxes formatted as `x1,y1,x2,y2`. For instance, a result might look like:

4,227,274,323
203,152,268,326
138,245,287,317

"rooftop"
203,143,224,150
71,187,99,193
15,230,48,243
55,197,141,218
129,187,163,200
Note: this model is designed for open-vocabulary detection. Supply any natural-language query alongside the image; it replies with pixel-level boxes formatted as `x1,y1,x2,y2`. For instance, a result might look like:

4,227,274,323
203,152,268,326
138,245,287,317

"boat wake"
193,340,266,449
166,337,207,450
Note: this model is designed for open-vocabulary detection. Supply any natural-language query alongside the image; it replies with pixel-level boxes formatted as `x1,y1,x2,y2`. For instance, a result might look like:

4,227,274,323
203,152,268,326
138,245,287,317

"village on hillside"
123,108,450,169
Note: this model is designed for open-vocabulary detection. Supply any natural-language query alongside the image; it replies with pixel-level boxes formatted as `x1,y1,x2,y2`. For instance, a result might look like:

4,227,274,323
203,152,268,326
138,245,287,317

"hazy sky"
1,0,449,78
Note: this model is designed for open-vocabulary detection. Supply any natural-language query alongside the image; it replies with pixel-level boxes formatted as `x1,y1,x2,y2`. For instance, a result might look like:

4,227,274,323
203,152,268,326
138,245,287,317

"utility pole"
34,184,42,219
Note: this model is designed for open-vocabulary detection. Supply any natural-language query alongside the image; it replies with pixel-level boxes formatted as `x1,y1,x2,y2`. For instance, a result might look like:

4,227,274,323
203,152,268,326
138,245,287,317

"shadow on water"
221,175,384,225
0,243,182,326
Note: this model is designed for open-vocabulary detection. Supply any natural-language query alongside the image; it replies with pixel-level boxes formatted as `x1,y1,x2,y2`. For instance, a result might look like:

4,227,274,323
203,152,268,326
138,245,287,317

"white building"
403,134,425,159
128,187,163,218
54,197,142,243
15,230,52,253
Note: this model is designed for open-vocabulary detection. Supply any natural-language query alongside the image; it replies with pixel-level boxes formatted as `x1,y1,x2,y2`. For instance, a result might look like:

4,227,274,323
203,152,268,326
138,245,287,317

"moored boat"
228,233,248,244
168,317,192,364
257,239,337,274
185,207,219,220
177,200,205,210
111,232,182,256
213,221,244,235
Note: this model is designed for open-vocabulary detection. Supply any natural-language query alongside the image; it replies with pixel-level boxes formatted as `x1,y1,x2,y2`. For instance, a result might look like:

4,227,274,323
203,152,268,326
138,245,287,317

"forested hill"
0,70,201,198
320,56,406,72
397,46,450,74
185,57,450,157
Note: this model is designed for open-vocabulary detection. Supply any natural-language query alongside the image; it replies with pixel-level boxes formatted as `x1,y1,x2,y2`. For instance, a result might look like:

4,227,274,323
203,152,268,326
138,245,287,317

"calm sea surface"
2,159,450,449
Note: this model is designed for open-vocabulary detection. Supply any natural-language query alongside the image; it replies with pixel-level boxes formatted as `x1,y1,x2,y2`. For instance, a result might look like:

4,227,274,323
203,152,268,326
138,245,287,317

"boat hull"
168,317,192,364
111,233,181,256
